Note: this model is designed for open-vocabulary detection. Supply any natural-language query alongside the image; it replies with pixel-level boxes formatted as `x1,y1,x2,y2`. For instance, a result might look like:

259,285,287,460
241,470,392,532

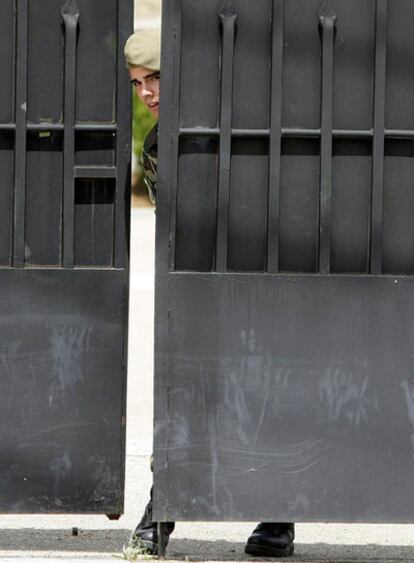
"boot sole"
244,543,294,557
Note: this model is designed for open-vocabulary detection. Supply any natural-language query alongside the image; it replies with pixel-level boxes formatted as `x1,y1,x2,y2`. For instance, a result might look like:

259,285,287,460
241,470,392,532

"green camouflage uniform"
142,124,158,204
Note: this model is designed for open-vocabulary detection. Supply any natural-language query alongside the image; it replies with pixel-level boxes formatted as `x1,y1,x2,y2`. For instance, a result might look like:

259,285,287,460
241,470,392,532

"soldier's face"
129,65,160,118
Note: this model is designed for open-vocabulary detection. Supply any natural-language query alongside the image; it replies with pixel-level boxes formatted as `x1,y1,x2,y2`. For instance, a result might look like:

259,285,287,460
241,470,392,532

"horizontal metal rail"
0,124,412,140
74,165,117,178
0,123,117,132
178,127,414,140
75,124,117,132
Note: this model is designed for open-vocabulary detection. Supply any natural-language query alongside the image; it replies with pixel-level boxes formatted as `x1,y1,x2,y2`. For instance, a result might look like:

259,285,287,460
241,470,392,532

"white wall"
134,0,161,29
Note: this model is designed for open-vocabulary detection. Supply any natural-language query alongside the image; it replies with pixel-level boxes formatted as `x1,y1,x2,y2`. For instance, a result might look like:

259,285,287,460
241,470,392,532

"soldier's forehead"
130,67,159,81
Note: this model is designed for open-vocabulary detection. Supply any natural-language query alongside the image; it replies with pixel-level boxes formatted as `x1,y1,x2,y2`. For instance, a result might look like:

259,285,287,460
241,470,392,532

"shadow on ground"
1,531,414,562
169,539,414,562
0,528,130,553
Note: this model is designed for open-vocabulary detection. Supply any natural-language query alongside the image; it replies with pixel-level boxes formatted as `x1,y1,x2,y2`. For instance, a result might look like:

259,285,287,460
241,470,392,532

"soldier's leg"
130,486,175,555
130,456,175,556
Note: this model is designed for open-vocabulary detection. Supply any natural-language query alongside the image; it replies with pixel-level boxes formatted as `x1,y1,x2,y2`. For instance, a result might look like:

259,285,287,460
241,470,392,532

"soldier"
124,28,295,558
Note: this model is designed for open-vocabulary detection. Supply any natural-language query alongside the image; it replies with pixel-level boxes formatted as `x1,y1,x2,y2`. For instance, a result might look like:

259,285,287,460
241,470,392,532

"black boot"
130,488,175,555
245,522,295,557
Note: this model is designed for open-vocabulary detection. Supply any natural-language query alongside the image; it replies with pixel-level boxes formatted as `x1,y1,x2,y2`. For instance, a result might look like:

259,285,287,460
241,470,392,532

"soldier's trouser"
134,456,175,535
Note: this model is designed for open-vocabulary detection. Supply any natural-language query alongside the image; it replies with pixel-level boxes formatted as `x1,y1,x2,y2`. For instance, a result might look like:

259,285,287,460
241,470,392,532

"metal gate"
0,0,131,514
154,0,414,522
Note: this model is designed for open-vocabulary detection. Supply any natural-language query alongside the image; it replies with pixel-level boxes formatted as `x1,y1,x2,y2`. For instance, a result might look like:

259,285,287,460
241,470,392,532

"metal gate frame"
154,0,414,526
0,0,132,515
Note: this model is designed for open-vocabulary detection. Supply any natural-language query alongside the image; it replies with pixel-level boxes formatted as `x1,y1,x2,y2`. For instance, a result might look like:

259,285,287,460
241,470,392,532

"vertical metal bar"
13,0,29,267
267,0,284,273
370,0,387,275
114,0,133,518
153,0,182,526
318,3,337,274
113,0,133,268
157,523,166,558
61,0,80,269
215,1,237,273
168,2,182,271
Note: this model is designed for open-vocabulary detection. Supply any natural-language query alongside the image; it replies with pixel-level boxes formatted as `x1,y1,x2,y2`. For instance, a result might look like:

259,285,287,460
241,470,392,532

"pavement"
2,207,414,562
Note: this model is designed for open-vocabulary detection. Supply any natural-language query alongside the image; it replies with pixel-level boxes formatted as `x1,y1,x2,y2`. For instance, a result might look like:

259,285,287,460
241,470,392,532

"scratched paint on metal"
0,0,132,513
154,0,414,522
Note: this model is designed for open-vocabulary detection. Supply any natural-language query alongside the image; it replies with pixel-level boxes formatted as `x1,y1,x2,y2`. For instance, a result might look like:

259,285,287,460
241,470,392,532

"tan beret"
124,28,161,71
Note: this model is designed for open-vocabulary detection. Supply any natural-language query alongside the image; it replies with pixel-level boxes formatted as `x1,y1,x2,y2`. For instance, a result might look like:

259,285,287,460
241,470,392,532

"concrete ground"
1,207,414,562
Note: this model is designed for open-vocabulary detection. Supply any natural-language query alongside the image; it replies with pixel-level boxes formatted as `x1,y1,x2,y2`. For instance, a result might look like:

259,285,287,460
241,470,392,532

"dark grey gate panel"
154,0,414,522
0,0,132,513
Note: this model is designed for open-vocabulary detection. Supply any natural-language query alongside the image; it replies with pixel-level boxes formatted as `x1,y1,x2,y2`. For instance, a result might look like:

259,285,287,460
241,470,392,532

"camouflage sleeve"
142,125,158,205
142,149,157,205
